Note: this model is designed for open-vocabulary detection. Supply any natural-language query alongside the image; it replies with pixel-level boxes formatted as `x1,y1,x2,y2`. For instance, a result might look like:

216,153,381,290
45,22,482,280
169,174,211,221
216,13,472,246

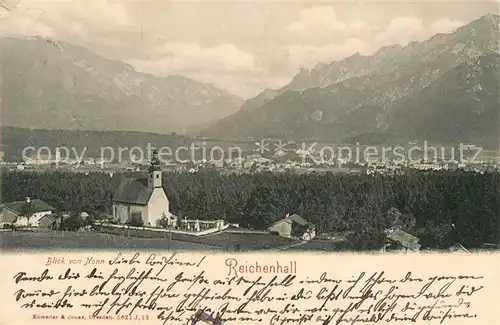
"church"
112,150,177,227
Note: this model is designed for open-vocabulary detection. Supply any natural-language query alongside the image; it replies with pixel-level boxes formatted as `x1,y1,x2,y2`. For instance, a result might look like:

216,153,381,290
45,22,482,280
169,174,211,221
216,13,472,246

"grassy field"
0,228,301,252
282,239,352,252
99,226,300,251
0,230,221,251
200,231,300,251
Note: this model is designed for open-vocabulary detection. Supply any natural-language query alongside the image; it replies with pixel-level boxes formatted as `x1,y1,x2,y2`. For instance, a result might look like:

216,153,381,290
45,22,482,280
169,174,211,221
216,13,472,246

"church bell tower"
148,149,162,188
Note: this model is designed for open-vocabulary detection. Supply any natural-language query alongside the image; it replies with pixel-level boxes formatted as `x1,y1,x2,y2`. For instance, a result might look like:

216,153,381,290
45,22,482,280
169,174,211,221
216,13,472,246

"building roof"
288,214,308,226
269,218,293,228
384,228,421,251
39,214,56,222
113,178,153,205
268,213,309,228
0,199,54,215
0,208,16,223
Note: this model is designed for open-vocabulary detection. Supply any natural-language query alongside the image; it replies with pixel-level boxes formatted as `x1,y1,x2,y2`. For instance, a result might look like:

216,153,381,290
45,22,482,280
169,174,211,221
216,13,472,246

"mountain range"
202,13,500,147
1,36,243,133
1,13,499,147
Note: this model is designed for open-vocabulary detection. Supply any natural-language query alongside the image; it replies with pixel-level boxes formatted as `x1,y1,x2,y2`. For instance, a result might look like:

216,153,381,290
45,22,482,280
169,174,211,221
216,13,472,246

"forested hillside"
2,171,498,250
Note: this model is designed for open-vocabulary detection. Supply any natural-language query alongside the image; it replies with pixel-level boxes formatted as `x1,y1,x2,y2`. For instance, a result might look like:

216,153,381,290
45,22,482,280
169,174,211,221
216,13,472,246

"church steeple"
148,149,162,188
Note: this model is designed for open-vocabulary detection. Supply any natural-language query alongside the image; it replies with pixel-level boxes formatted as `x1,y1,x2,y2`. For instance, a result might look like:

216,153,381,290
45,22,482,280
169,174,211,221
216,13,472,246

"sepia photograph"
0,0,499,254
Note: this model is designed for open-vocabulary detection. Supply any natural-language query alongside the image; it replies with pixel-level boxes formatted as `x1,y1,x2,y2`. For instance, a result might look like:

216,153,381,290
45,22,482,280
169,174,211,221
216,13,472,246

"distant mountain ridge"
202,13,499,146
1,36,244,133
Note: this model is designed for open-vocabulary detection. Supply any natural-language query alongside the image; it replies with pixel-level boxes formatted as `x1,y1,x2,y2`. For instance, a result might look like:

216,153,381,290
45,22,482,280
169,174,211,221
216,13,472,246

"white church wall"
147,188,169,226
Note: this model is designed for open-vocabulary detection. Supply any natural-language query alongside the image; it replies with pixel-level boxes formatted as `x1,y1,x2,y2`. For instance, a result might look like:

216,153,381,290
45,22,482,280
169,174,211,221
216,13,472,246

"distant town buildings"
0,139,497,176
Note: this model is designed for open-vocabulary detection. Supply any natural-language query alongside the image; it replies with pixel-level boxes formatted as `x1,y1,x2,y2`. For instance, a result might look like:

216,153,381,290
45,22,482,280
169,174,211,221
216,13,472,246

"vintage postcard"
0,0,499,324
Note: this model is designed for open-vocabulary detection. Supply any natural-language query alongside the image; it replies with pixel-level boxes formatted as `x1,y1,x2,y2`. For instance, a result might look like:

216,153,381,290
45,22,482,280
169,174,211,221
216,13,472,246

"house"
38,214,57,229
112,149,177,227
268,213,316,240
0,198,54,228
382,227,421,252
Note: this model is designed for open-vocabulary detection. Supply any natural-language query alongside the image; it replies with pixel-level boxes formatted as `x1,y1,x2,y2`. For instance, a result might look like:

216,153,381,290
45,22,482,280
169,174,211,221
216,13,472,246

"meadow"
0,229,303,252
0,230,220,251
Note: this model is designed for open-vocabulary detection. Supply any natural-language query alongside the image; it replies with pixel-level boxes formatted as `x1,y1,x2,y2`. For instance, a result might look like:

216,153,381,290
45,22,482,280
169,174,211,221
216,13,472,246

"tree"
20,201,34,228
128,212,144,227
11,215,18,230
250,163,258,173
291,223,309,238
50,212,62,230
387,207,416,231
157,213,170,229
244,187,281,229
418,221,454,248
85,215,95,229
63,212,85,231
348,230,386,251
1,169,498,250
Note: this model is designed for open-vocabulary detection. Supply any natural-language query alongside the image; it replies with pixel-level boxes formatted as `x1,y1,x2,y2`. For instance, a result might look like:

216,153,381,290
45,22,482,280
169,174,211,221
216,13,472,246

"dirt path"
263,240,308,252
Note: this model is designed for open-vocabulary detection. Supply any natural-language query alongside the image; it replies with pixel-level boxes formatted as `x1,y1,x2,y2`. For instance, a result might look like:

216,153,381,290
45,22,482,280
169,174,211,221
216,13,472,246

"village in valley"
1,139,498,176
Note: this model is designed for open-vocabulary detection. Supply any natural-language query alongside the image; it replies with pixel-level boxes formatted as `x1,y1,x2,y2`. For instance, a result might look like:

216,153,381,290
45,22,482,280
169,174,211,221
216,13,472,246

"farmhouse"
268,213,316,240
0,198,54,228
382,227,421,252
112,150,177,227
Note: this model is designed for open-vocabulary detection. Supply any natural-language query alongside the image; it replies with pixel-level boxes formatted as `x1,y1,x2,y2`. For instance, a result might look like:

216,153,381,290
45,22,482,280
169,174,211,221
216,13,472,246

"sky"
2,0,499,98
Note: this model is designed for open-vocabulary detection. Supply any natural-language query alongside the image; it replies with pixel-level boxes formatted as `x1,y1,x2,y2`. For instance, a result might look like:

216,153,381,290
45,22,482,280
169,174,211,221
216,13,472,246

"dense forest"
1,170,498,250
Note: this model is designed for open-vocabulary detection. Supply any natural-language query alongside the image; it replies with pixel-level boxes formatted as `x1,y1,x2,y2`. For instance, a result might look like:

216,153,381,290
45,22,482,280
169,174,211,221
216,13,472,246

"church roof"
113,178,153,205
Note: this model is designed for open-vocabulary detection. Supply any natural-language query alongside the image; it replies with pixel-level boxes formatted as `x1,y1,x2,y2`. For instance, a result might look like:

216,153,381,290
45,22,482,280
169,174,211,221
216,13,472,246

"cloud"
285,6,374,42
2,1,136,39
284,38,370,68
130,37,370,96
373,16,467,48
375,16,426,46
347,20,374,38
287,6,347,35
2,12,56,37
259,38,370,77
430,18,464,34
129,42,256,75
